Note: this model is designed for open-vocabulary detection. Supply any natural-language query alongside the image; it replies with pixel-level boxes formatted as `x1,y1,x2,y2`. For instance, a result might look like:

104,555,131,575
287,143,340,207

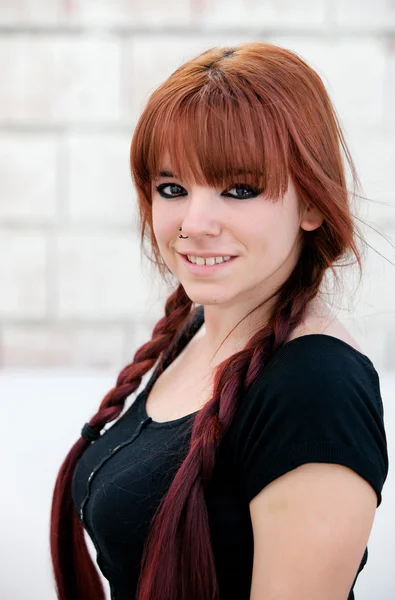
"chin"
179,287,233,306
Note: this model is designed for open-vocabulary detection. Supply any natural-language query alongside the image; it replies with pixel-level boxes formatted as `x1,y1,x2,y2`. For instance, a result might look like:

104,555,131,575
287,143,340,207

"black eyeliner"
155,182,261,199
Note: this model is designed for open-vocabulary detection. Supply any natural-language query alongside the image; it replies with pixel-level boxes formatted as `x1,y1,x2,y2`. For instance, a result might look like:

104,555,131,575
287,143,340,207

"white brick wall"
0,1,394,374
56,232,148,318
0,231,48,318
2,323,125,368
193,0,328,29
334,0,395,30
0,36,26,121
0,1,64,25
0,133,58,222
67,133,137,225
69,0,193,27
0,0,192,27
0,36,121,124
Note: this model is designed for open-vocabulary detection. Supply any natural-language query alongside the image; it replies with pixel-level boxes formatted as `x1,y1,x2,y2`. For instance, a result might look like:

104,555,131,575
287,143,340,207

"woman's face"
151,155,321,310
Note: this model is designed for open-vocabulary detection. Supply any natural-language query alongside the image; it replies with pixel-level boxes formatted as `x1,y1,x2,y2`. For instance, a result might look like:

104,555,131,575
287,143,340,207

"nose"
178,190,221,239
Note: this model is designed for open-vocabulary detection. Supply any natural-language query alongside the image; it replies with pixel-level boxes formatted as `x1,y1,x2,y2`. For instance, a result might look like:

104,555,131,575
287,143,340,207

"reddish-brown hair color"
50,42,370,600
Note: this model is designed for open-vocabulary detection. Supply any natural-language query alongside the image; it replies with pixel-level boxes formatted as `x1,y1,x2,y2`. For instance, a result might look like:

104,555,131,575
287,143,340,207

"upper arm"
249,462,377,600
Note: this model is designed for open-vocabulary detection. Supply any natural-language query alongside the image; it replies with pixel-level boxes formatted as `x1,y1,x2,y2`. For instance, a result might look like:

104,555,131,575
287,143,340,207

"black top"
72,306,389,600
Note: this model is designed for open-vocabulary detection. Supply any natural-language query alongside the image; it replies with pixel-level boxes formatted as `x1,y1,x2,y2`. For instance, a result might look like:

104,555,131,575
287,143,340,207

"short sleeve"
231,335,389,507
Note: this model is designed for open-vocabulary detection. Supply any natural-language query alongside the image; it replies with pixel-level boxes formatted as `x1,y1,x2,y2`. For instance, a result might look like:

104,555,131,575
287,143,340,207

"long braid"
50,283,194,600
136,245,325,600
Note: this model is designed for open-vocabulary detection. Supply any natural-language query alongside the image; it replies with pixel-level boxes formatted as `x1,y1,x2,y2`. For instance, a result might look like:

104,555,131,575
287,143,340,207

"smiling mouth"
184,255,234,264
179,252,238,272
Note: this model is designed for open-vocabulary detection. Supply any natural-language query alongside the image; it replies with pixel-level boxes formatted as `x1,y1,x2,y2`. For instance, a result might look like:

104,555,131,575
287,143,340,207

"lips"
179,253,235,259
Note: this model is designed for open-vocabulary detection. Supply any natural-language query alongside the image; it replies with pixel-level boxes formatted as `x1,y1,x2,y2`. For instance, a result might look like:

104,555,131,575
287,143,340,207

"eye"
223,184,261,200
155,183,186,198
155,182,261,200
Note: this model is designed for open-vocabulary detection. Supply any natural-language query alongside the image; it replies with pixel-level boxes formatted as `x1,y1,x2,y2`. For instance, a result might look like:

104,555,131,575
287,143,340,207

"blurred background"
1,0,394,598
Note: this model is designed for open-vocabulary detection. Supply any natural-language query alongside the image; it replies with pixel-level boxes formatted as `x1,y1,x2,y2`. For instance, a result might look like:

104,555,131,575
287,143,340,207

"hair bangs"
143,80,290,202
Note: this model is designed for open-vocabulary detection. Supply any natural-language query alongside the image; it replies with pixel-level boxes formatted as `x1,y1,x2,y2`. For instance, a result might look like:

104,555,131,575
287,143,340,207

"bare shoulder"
286,298,364,354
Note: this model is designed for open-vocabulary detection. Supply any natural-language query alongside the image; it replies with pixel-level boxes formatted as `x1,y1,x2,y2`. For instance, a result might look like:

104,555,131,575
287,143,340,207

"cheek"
152,207,179,254
252,215,297,262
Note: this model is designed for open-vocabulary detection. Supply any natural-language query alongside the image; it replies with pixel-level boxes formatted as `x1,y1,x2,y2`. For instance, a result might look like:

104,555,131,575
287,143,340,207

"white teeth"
187,255,232,265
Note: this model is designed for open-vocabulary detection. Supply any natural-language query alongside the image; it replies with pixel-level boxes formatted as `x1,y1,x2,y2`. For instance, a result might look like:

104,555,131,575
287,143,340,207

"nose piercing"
178,227,189,239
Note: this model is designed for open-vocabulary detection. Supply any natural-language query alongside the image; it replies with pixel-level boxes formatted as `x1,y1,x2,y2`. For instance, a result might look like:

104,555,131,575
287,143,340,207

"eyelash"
155,183,262,200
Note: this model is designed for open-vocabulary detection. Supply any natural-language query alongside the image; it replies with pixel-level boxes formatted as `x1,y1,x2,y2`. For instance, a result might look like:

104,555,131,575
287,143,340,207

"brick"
194,0,327,29
67,133,137,225
0,36,25,121
69,0,191,27
268,37,386,125
122,33,258,119
0,133,58,223
2,324,125,368
0,0,64,25
0,36,121,124
0,231,47,318
57,232,154,319
333,0,395,30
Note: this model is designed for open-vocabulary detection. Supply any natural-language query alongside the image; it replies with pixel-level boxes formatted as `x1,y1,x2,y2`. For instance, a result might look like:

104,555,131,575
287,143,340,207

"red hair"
50,42,370,600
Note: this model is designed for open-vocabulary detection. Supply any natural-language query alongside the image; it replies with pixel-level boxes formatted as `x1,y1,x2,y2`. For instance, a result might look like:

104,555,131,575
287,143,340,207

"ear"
300,203,324,232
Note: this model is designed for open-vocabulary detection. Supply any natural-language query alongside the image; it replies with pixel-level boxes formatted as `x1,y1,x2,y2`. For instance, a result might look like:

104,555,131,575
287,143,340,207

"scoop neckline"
138,385,199,428
137,331,374,428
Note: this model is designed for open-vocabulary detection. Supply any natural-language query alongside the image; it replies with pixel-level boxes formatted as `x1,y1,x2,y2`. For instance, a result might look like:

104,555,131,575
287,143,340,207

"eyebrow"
157,170,176,178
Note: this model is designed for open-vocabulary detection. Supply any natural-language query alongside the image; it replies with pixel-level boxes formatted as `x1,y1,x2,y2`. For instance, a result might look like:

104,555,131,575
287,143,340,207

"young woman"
50,42,389,600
